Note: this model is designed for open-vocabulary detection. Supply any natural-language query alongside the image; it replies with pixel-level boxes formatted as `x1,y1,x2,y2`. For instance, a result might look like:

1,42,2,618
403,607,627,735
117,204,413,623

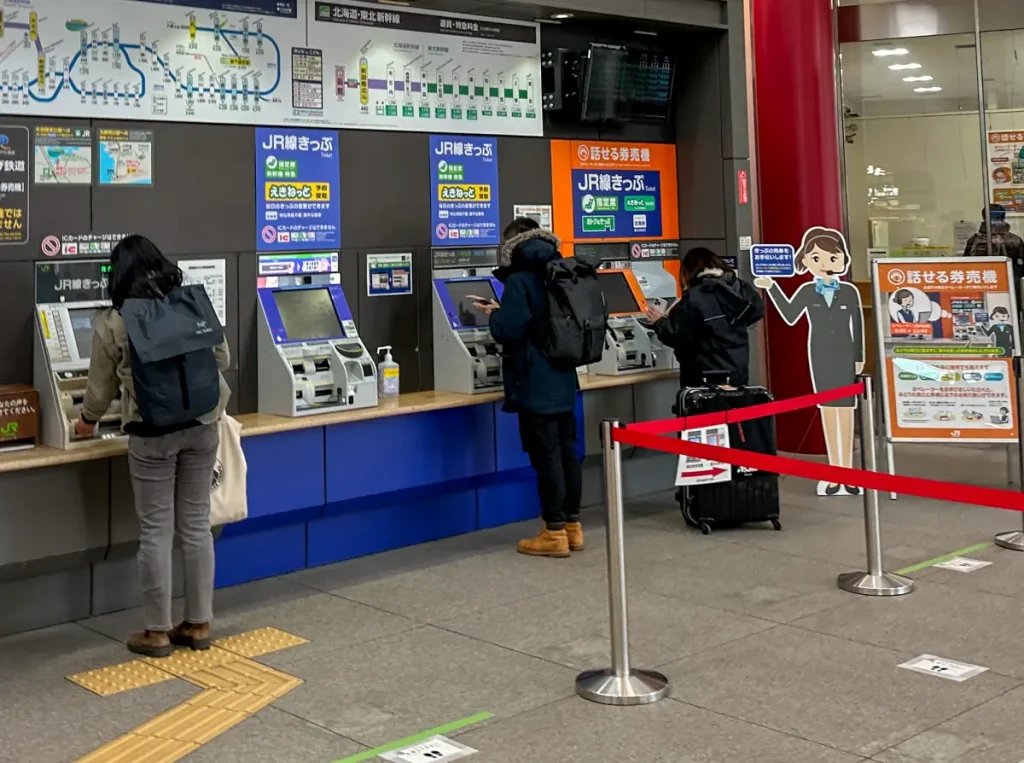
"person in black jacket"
471,217,582,559
646,247,765,387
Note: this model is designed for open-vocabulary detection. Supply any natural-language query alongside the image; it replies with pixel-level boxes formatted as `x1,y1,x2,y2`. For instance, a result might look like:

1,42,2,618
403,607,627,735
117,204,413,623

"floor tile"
455,695,863,762
793,579,1024,679
182,706,367,763
913,542,1024,600
663,625,1019,758
628,544,854,623
274,625,576,748
874,684,1024,762
436,580,774,670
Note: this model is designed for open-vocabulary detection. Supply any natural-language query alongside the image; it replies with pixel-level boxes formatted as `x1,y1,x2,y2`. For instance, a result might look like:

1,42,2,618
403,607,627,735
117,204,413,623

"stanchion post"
837,376,915,596
995,356,1024,551
575,420,669,706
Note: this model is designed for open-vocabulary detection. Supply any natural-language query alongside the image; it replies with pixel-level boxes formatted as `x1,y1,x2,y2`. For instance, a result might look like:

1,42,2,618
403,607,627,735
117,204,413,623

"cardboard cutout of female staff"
754,227,865,497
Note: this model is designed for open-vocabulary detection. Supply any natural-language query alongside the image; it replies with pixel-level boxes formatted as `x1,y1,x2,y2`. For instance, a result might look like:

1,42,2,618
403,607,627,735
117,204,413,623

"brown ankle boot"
565,522,584,552
170,621,211,651
518,528,571,558
127,630,172,658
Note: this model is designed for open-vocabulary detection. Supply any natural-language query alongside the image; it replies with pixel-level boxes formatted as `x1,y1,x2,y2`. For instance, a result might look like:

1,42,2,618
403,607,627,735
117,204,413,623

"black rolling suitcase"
674,382,781,534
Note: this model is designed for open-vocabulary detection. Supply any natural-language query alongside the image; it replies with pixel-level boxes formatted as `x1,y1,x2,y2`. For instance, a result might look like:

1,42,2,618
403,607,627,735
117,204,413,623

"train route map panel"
0,0,543,137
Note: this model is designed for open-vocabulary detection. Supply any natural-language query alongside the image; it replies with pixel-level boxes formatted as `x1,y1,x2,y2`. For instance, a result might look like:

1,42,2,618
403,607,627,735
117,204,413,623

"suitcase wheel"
772,519,782,532
699,522,712,536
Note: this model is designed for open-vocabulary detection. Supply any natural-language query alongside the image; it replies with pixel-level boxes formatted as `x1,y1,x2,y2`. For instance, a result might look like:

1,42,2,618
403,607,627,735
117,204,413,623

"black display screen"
445,279,497,328
273,288,344,341
581,44,674,122
599,272,641,315
69,307,100,359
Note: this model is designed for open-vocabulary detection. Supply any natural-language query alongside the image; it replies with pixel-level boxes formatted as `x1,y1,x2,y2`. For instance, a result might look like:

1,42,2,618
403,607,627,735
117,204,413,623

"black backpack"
121,285,223,428
536,252,608,369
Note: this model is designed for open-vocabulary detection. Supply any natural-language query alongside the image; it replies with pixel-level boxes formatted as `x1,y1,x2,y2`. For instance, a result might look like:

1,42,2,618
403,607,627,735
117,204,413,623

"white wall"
845,111,1024,281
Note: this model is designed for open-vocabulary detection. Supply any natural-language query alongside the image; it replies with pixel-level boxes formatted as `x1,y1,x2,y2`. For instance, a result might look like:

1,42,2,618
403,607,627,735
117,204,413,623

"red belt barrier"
613,426,1024,514
627,382,865,436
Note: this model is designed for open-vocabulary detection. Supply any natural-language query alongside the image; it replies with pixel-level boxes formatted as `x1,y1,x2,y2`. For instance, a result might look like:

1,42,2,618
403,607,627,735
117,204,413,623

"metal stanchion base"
575,668,669,706
837,571,915,596
994,531,1024,551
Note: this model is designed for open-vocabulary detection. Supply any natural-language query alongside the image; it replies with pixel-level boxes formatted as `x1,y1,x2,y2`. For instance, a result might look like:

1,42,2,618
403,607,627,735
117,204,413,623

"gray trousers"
128,423,219,632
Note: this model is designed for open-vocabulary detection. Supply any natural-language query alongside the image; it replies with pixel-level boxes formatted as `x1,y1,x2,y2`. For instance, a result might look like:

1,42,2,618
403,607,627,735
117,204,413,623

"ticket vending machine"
33,260,125,448
589,269,660,377
432,275,506,394
256,252,377,417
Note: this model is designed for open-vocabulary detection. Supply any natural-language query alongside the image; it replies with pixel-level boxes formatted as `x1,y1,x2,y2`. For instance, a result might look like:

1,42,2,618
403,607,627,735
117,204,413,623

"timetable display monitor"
598,271,643,315
272,287,344,341
444,279,498,329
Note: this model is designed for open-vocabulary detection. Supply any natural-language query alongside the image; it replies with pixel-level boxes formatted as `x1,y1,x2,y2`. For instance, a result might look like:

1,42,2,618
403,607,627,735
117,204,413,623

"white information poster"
180,259,227,326
309,0,542,136
513,204,552,231
97,128,153,185
675,425,732,488
1,1,540,137
33,125,92,184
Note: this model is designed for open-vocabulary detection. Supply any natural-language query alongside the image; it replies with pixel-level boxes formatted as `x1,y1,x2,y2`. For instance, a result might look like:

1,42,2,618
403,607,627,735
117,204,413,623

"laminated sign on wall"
675,425,731,487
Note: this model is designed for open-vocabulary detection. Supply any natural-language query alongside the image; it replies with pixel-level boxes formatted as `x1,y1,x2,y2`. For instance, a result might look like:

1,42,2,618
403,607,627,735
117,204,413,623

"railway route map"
0,0,543,137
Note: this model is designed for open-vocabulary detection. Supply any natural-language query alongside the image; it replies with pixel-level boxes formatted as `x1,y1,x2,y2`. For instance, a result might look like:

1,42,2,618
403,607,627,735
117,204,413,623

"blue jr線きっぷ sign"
572,169,663,239
751,244,796,277
430,135,500,247
256,127,340,252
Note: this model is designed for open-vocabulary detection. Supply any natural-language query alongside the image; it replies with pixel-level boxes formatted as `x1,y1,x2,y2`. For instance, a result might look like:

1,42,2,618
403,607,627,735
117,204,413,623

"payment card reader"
257,283,378,416
432,276,505,394
589,269,659,376
33,260,125,449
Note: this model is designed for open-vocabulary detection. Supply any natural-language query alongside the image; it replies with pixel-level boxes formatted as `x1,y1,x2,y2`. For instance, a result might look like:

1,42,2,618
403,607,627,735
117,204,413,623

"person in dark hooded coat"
471,217,582,559
647,247,764,387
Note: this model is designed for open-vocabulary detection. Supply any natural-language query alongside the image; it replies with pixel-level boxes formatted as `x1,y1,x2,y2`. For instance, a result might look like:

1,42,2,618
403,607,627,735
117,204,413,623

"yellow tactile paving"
67,660,175,697
68,628,309,763
212,626,309,658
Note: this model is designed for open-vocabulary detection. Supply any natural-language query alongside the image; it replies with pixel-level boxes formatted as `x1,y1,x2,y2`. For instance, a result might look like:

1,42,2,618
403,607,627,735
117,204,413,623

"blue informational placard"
430,135,500,247
751,244,796,277
256,127,340,252
572,169,663,239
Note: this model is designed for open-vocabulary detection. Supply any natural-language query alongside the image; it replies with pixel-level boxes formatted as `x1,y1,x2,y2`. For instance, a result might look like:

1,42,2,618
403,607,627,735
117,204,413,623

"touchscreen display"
273,288,344,341
68,307,100,359
598,272,641,314
444,279,497,328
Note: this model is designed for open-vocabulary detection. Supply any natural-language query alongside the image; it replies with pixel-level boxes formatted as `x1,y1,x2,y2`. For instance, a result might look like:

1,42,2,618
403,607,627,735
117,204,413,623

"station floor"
5,443,1024,762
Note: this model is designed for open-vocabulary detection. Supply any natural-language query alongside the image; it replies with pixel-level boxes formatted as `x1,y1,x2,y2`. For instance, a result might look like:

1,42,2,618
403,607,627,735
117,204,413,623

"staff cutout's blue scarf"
815,277,840,307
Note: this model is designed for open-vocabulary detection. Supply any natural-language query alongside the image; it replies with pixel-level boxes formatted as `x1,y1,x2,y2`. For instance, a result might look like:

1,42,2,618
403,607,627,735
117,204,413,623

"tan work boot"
170,621,212,651
518,527,571,558
565,522,584,552
127,630,172,658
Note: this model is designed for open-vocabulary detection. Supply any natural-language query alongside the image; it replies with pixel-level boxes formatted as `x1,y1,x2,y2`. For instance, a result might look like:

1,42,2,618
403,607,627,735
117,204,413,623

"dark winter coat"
653,268,764,387
490,229,579,414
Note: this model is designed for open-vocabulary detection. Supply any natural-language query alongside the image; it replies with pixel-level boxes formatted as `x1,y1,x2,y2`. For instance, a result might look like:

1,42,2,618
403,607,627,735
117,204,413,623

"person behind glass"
754,227,864,497
74,235,231,657
471,217,582,558
645,247,764,387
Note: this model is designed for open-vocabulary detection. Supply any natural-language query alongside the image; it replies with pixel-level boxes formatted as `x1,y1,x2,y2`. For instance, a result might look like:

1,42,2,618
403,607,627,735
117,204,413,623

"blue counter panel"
477,472,541,529
214,522,306,588
243,428,325,518
325,404,496,503
308,487,477,567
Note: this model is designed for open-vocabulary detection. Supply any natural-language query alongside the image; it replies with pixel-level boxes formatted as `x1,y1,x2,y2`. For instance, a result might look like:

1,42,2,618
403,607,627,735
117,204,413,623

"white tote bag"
209,415,248,526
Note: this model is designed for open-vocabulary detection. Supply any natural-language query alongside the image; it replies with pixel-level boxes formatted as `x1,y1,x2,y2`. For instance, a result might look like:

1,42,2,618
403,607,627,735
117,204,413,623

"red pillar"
753,0,842,454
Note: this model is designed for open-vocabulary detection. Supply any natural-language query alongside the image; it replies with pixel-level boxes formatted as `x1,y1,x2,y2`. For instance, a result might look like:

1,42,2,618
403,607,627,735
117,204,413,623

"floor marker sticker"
933,557,993,573
899,654,988,682
379,735,477,762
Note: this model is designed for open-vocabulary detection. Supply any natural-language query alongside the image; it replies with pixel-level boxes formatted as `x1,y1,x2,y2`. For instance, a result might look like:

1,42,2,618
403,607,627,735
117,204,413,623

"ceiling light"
903,75,934,82
873,47,910,57
914,86,943,93
551,13,573,19
889,63,922,70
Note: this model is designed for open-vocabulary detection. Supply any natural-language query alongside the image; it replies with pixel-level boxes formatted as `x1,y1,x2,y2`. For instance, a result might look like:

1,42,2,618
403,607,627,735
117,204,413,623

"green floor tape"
894,542,993,576
334,712,494,763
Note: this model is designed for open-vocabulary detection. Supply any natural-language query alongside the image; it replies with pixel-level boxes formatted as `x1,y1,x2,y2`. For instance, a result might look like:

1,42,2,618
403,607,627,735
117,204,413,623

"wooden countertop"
0,371,678,475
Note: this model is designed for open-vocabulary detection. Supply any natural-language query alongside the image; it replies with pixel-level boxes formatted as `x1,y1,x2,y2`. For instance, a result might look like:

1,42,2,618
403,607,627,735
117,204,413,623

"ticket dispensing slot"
589,269,659,376
257,284,378,417
432,276,505,394
34,301,125,448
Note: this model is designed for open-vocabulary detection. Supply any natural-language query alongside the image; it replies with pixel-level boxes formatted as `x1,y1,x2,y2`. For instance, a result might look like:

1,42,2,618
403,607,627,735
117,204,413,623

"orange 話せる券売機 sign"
550,140,679,257
873,257,1021,442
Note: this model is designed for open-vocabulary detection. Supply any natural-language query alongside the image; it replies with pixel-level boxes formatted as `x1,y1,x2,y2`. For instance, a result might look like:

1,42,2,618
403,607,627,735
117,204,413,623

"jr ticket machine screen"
432,276,505,394
589,270,658,376
257,284,378,416
34,262,125,448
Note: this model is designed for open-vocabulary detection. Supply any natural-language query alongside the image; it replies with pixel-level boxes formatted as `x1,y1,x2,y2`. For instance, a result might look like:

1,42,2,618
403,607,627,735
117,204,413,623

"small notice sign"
898,654,988,682
379,735,477,762
933,557,992,573
751,244,796,277
675,425,732,487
